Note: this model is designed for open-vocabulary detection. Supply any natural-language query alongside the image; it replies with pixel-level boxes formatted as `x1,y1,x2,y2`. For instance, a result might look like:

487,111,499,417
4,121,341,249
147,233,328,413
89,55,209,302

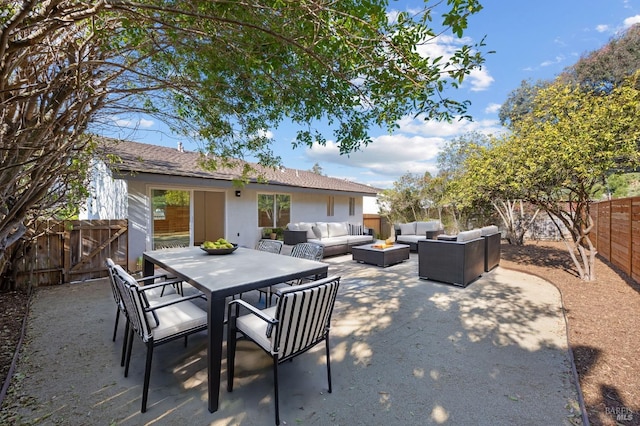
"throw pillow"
311,225,323,240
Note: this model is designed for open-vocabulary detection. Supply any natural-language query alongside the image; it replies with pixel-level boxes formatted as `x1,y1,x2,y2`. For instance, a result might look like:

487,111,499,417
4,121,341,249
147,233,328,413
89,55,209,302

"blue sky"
103,0,640,191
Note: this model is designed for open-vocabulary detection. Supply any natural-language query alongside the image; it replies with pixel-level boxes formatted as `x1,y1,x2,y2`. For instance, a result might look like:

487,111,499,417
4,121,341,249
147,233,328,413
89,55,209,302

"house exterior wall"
80,160,128,220
85,161,371,270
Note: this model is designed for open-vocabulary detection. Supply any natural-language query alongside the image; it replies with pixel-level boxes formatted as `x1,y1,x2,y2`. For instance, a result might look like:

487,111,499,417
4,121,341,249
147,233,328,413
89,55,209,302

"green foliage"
466,72,640,279
498,79,551,128
378,172,433,223
0,1,488,287
562,24,640,92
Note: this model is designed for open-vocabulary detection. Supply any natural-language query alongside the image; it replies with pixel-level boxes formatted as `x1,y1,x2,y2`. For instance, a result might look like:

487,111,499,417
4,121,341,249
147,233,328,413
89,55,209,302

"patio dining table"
142,245,329,413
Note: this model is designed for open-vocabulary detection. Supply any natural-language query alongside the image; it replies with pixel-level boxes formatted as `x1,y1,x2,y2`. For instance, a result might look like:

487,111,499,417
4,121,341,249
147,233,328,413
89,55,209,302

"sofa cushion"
481,225,499,236
416,221,442,234
399,222,416,236
328,222,349,238
396,234,426,244
295,222,315,239
309,236,348,247
457,229,482,242
347,234,374,245
314,222,329,238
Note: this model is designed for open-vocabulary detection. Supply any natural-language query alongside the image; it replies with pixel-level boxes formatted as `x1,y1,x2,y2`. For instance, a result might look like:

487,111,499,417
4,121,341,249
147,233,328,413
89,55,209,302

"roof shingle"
100,139,379,195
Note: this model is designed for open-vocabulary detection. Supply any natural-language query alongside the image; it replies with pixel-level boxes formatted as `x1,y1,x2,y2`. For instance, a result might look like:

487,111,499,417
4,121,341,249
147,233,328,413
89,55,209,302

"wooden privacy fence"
12,219,128,287
364,214,392,239
592,197,640,283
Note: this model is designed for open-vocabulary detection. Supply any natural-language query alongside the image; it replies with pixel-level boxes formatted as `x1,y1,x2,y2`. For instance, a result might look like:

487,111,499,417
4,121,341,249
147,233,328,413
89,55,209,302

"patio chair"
112,264,208,413
105,258,183,345
253,239,284,304
255,238,284,254
259,242,325,307
227,275,341,425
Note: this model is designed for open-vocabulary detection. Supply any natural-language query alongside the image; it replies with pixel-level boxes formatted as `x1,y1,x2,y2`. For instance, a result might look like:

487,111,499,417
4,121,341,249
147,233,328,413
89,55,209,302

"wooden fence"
11,219,128,287
363,214,392,239
592,197,640,283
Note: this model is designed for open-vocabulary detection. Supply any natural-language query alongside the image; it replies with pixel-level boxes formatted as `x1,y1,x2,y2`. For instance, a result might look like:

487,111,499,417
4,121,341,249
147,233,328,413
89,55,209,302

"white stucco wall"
287,191,365,224
84,167,372,269
79,160,128,220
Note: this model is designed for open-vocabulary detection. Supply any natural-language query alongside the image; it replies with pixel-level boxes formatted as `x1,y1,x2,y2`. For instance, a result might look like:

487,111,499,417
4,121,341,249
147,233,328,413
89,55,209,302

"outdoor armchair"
227,275,341,425
259,242,325,307
112,264,208,413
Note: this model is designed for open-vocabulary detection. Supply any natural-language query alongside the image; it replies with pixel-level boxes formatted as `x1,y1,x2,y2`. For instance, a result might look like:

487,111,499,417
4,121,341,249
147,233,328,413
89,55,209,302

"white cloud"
485,103,501,114
415,34,494,92
540,55,565,67
257,129,274,139
303,115,505,188
396,115,502,138
467,67,494,92
596,24,609,33
623,15,640,28
111,116,154,129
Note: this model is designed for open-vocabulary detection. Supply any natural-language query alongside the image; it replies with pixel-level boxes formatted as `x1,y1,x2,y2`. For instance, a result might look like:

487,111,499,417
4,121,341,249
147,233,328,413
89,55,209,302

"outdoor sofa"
394,220,444,251
284,221,374,257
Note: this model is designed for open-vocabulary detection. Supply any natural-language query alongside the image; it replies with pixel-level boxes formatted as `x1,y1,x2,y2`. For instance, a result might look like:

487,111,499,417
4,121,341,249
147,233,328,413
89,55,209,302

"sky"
102,0,640,192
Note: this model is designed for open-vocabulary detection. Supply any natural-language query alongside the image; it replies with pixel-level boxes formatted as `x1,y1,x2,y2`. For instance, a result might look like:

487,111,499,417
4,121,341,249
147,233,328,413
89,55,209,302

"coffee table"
352,243,410,267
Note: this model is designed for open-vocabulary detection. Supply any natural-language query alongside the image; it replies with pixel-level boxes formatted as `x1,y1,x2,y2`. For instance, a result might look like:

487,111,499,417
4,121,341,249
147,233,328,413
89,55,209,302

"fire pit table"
352,243,410,267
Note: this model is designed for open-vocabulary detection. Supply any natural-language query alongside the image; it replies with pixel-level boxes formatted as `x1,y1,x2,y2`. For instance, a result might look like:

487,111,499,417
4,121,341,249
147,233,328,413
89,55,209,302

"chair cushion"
236,306,278,351
152,300,208,341
399,222,416,235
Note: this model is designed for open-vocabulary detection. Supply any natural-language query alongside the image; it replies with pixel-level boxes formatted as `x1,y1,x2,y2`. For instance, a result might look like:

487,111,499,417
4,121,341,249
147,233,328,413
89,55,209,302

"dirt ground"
1,241,639,425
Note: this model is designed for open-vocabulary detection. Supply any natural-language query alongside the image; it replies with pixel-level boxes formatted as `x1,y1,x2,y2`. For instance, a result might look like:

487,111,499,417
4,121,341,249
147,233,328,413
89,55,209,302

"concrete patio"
6,253,583,425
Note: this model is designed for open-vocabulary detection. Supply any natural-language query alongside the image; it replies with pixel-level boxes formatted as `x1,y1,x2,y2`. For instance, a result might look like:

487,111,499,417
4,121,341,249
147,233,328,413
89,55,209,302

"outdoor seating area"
3,248,583,425
393,220,444,251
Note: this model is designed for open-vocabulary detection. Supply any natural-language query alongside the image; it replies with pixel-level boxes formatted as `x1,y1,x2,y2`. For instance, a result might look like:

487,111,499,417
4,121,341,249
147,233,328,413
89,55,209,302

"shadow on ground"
2,253,582,426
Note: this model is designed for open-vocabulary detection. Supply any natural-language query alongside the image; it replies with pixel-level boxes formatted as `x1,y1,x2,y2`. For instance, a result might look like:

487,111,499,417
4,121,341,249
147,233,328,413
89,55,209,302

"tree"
454,135,540,245
310,163,324,176
562,23,640,92
378,172,434,224
492,74,640,281
436,131,494,231
498,79,551,128
1,1,488,288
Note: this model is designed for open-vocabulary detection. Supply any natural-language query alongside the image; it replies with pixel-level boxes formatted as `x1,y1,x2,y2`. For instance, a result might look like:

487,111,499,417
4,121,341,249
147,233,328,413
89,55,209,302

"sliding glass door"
151,189,191,249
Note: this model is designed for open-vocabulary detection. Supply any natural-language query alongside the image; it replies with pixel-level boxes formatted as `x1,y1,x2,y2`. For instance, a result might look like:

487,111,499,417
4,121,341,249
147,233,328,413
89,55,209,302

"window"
258,193,291,228
349,197,356,216
327,195,335,217
152,189,191,249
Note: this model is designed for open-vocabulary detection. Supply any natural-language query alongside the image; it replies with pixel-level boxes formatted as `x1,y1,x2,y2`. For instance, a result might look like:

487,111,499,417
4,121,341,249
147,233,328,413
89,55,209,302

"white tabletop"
143,246,329,298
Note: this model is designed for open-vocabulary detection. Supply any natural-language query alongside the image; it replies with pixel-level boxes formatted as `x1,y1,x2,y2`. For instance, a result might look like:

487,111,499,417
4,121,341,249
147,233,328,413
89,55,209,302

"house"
81,139,379,270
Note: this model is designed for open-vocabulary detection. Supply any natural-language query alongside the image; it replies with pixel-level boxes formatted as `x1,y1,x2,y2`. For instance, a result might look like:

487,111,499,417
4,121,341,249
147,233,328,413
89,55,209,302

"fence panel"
13,219,128,287
592,197,639,283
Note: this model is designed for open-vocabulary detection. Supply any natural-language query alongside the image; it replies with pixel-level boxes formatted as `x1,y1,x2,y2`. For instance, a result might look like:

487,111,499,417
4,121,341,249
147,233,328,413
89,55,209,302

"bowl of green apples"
200,238,238,255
